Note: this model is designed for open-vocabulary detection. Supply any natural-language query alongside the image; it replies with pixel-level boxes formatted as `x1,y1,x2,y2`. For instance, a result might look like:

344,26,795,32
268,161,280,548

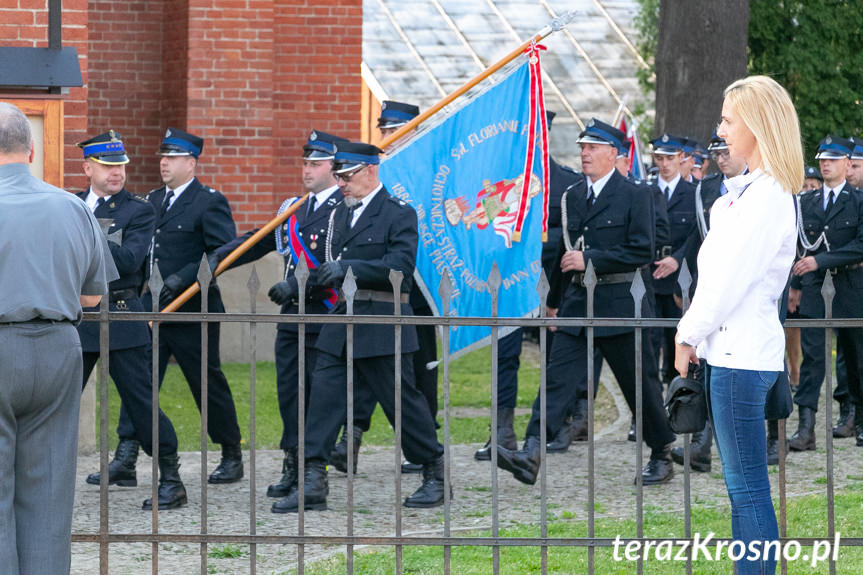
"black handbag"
764,369,793,420
665,375,707,434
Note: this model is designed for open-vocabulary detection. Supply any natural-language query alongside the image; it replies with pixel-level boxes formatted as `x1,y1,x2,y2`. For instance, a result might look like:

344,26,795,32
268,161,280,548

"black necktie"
306,194,317,217
94,197,106,215
160,190,174,218
664,186,671,203
826,190,835,212
586,186,596,209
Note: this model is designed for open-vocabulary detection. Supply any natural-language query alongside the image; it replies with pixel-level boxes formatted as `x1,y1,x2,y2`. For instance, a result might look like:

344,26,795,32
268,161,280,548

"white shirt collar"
657,173,681,195
311,184,340,210
585,168,615,198
723,168,763,199
824,181,846,197
167,177,195,204
84,189,105,212
350,183,384,225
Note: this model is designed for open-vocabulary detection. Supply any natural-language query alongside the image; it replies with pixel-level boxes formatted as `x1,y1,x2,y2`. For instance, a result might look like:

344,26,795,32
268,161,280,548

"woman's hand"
674,334,698,377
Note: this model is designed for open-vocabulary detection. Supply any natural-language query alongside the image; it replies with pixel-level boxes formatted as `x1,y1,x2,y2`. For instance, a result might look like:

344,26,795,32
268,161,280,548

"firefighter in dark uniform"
649,134,697,384
118,127,244,484
330,101,437,475
76,131,187,510
208,131,348,504
496,120,676,486
788,136,863,451
474,111,584,460
211,131,347,505
274,142,447,512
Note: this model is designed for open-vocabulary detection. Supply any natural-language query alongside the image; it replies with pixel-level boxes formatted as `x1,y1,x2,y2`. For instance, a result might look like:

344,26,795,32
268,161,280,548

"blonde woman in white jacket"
675,76,804,575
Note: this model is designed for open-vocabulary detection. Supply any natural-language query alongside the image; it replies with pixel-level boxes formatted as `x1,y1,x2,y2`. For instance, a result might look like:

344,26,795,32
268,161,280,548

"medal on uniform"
310,234,319,250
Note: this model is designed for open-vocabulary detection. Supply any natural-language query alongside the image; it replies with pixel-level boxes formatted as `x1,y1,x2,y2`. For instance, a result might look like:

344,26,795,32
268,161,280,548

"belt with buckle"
110,288,139,309
339,289,409,304
831,262,863,275
655,245,672,259
572,271,637,287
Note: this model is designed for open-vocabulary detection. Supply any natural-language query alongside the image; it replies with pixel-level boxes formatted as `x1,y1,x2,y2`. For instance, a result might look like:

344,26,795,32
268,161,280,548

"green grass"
288,492,863,574
93,343,541,452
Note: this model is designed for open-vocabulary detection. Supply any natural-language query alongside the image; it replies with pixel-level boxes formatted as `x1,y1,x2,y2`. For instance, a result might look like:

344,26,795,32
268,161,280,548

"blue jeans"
709,366,779,575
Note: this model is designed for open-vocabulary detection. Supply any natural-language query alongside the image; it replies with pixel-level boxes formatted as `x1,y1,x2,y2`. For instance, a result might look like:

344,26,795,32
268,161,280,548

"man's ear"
28,142,35,164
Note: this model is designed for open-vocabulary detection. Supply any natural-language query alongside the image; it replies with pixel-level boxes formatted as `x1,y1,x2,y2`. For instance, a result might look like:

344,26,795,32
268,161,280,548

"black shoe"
267,448,298,498
330,425,362,474
856,422,863,447
271,461,328,513
788,407,816,451
546,419,572,453
474,408,517,461
767,419,784,465
639,446,675,486
143,453,188,510
404,456,448,508
208,443,244,484
86,438,139,487
496,436,541,485
627,420,636,442
833,402,856,438
401,461,423,474
670,421,712,472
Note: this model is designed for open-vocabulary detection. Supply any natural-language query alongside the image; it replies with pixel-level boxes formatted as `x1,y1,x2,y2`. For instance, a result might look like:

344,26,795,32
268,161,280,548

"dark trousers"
274,329,318,451
304,350,443,464
83,345,178,457
497,328,524,409
350,309,438,431
796,327,856,411
652,293,681,381
118,321,241,446
836,328,863,412
526,330,675,453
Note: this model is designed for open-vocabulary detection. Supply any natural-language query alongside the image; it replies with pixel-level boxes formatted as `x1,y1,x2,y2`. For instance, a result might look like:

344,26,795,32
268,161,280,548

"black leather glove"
318,261,346,287
159,273,185,310
267,281,297,306
207,252,222,275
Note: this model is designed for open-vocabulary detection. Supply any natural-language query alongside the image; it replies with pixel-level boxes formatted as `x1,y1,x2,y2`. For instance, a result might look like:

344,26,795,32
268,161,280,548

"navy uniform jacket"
548,170,655,338
680,172,724,295
651,178,697,295
793,184,863,319
77,189,155,351
315,187,420,359
145,178,236,313
214,190,343,333
542,159,582,276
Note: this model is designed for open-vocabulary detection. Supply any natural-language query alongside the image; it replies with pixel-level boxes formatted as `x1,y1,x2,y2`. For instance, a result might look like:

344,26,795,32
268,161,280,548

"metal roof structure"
363,0,650,168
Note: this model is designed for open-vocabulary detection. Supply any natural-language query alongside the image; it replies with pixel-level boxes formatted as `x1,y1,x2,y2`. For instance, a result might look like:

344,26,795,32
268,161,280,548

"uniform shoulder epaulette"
703,172,722,182
146,187,162,199
799,188,815,197
559,164,579,176
387,194,409,207
131,193,148,202
202,185,218,194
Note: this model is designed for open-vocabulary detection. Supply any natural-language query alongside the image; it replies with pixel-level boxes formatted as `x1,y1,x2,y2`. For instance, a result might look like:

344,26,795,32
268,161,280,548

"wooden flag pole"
156,11,575,315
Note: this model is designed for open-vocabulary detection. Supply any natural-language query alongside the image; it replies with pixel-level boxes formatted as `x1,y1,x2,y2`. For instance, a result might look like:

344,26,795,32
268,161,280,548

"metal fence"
74,257,862,575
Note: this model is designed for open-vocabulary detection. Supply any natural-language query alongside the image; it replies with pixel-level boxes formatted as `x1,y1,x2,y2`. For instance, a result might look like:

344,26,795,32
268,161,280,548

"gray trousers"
0,322,82,575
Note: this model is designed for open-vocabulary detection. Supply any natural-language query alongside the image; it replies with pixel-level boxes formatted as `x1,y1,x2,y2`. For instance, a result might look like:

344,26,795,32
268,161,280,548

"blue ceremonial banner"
380,60,547,356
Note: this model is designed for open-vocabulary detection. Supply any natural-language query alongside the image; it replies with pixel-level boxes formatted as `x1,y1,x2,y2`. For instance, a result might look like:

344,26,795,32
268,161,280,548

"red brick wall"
4,0,363,227
88,0,165,194
273,0,363,229
0,0,90,191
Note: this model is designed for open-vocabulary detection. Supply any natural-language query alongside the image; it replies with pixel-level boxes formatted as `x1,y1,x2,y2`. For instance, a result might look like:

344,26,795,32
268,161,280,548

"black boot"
767,419,784,466
267,447,298,498
404,456,448,508
640,444,675,486
570,399,589,442
855,413,863,447
401,460,423,474
833,402,855,438
627,417,636,442
143,453,188,510
271,460,328,513
546,418,572,453
208,442,244,484
330,425,362,474
788,406,816,451
670,421,712,472
86,438,139,487
496,436,541,485
474,408,517,461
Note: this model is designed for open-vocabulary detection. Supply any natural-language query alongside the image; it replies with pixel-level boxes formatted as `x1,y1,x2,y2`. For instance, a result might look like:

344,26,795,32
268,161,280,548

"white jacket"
676,169,797,371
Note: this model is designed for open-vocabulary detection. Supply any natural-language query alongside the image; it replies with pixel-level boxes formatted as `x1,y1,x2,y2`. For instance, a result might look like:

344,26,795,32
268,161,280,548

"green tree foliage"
748,1,863,159
632,0,660,141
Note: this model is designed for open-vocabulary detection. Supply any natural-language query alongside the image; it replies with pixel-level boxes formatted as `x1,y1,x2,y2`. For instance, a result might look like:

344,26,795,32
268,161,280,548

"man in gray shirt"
0,102,116,575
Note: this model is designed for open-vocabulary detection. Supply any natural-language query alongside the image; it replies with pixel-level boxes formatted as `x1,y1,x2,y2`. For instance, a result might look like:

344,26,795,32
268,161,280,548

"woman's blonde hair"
723,75,804,194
